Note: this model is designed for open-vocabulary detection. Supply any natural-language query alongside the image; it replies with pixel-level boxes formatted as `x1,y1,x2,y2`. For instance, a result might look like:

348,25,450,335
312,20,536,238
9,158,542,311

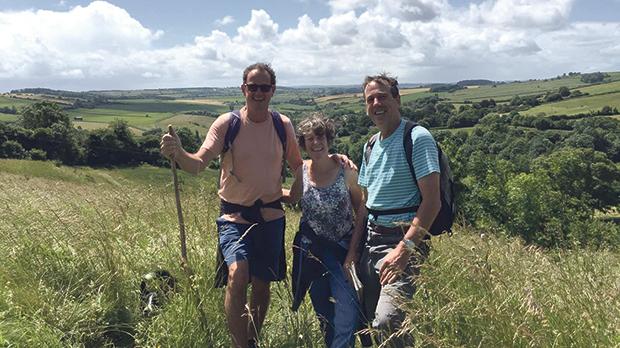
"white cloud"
319,11,359,45
0,0,162,88
468,0,573,30
328,0,374,14
1,0,619,90
214,15,235,27
236,9,278,42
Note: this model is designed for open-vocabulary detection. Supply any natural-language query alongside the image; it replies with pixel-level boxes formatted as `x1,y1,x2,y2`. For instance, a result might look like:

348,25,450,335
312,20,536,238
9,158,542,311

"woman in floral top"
283,114,367,347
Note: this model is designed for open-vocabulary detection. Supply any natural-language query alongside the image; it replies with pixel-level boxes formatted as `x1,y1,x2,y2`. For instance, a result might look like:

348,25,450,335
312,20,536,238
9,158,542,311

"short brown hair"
243,62,276,85
362,73,399,98
297,113,336,151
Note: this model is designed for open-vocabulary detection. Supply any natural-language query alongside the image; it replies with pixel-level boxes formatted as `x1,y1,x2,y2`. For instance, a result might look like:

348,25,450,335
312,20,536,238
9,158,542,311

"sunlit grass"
1,160,618,347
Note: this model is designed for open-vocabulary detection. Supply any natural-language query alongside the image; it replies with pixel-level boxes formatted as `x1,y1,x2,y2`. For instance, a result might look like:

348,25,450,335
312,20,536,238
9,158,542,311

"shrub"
28,148,47,161
0,140,26,159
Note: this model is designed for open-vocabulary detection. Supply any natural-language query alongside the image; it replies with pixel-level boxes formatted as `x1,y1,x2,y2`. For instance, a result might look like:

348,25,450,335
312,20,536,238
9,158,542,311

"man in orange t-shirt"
161,63,303,348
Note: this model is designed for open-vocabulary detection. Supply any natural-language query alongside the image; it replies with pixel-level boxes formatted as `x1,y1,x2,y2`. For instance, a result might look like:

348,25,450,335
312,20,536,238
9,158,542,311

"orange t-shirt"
201,110,302,222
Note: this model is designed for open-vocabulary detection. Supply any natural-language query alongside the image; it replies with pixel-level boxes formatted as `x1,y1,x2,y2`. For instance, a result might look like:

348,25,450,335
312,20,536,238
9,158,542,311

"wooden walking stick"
167,125,209,329
168,125,188,267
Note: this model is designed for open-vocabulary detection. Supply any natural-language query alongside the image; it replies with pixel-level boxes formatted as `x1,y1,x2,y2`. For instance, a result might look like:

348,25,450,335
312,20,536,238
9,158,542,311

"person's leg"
371,240,429,348
309,273,334,347
218,218,253,348
372,281,414,348
246,217,286,346
323,250,359,348
248,276,270,344
359,245,380,325
225,260,250,348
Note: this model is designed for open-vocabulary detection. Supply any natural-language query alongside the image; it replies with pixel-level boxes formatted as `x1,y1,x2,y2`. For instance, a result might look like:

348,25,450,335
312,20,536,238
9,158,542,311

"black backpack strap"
271,111,287,151
271,111,288,182
364,132,380,165
367,206,418,220
223,110,241,153
403,120,418,181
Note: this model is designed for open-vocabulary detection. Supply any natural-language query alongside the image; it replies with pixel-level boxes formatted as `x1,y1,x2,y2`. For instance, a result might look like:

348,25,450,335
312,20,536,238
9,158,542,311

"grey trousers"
359,226,429,348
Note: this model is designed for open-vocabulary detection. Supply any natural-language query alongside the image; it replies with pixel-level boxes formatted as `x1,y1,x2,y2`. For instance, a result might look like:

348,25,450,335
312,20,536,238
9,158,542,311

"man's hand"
379,243,411,285
160,125,183,160
329,153,358,171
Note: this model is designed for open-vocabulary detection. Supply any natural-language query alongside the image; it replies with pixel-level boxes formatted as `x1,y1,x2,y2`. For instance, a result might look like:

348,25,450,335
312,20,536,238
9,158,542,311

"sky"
1,0,619,91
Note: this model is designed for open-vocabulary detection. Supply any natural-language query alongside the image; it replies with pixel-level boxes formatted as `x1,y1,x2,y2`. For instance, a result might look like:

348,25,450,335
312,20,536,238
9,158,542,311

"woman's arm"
343,167,367,267
281,164,304,204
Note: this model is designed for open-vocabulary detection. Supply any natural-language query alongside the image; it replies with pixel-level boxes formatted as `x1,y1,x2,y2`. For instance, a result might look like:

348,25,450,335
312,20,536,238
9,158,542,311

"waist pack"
364,120,456,236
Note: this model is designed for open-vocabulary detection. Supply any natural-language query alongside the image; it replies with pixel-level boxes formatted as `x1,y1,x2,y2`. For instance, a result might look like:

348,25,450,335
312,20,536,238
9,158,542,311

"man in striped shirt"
358,74,441,347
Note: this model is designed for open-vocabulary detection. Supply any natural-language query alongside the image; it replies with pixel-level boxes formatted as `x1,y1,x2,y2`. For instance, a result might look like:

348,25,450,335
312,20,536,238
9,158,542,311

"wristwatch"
401,238,416,252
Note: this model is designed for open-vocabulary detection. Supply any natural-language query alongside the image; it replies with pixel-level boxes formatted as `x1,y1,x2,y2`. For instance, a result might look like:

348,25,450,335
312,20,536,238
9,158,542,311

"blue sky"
1,0,619,91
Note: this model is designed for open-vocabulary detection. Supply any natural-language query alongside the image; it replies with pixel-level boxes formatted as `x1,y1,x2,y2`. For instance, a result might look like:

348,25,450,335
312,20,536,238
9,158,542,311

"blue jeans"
309,247,360,348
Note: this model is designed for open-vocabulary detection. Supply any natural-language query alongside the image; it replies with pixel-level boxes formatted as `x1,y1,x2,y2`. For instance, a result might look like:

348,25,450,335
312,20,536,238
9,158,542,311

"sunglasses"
244,83,273,92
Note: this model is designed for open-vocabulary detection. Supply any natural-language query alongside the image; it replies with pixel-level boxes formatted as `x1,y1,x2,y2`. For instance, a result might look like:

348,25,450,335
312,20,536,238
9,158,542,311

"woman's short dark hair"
297,113,336,151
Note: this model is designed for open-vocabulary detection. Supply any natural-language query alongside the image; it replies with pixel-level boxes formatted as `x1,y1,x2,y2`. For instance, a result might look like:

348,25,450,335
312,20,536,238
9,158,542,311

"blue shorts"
216,216,286,282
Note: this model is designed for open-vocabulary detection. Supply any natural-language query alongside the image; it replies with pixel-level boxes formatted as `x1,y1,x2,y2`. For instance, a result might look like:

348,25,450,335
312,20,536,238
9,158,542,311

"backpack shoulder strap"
403,120,418,181
270,111,287,151
364,132,380,165
223,110,241,153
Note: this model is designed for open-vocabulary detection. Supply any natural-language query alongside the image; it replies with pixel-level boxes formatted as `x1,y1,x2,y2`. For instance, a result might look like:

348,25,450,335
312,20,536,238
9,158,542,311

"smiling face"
297,114,335,160
364,80,401,131
241,68,275,109
302,131,329,159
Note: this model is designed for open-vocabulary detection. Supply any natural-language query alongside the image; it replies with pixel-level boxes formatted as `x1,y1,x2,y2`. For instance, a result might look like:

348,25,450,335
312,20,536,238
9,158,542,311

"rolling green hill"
3,71,620,132
523,92,620,116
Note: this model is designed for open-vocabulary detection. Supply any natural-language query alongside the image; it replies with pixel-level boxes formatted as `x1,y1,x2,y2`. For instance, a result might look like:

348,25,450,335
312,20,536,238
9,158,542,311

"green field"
4,71,620,133
66,108,174,128
574,79,620,95
0,95,37,109
154,114,217,135
523,91,620,116
0,113,18,122
436,76,587,102
106,99,228,114
0,159,618,347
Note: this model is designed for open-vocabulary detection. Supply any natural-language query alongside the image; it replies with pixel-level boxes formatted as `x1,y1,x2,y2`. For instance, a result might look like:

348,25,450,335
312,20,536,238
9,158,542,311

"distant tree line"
580,72,609,83
0,102,202,167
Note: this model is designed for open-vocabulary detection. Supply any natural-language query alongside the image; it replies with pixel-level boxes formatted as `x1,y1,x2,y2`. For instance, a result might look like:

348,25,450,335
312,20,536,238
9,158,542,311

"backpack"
364,120,456,235
221,109,287,181
223,109,286,153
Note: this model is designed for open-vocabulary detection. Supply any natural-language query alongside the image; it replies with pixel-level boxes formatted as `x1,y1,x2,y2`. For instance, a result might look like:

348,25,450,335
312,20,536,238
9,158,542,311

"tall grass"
403,232,620,347
1,160,618,347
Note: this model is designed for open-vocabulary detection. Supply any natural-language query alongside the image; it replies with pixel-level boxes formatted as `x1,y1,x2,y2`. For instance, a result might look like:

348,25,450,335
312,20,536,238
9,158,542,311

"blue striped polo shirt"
358,119,440,227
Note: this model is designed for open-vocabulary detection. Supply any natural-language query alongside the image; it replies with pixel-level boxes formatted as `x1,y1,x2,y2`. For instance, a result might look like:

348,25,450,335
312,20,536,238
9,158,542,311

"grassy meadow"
0,113,18,122
523,92,620,117
1,159,618,347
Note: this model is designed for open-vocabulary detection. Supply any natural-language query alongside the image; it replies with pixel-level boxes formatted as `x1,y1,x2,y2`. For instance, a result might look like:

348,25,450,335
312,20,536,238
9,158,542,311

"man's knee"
372,309,405,332
228,261,250,292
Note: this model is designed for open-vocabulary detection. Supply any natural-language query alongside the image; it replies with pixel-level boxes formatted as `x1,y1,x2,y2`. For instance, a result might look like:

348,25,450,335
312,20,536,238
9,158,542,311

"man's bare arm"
160,126,218,175
379,172,441,285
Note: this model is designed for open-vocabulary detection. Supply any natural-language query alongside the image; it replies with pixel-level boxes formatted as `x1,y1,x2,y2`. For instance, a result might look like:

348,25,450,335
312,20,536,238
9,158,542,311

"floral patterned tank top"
300,162,354,242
